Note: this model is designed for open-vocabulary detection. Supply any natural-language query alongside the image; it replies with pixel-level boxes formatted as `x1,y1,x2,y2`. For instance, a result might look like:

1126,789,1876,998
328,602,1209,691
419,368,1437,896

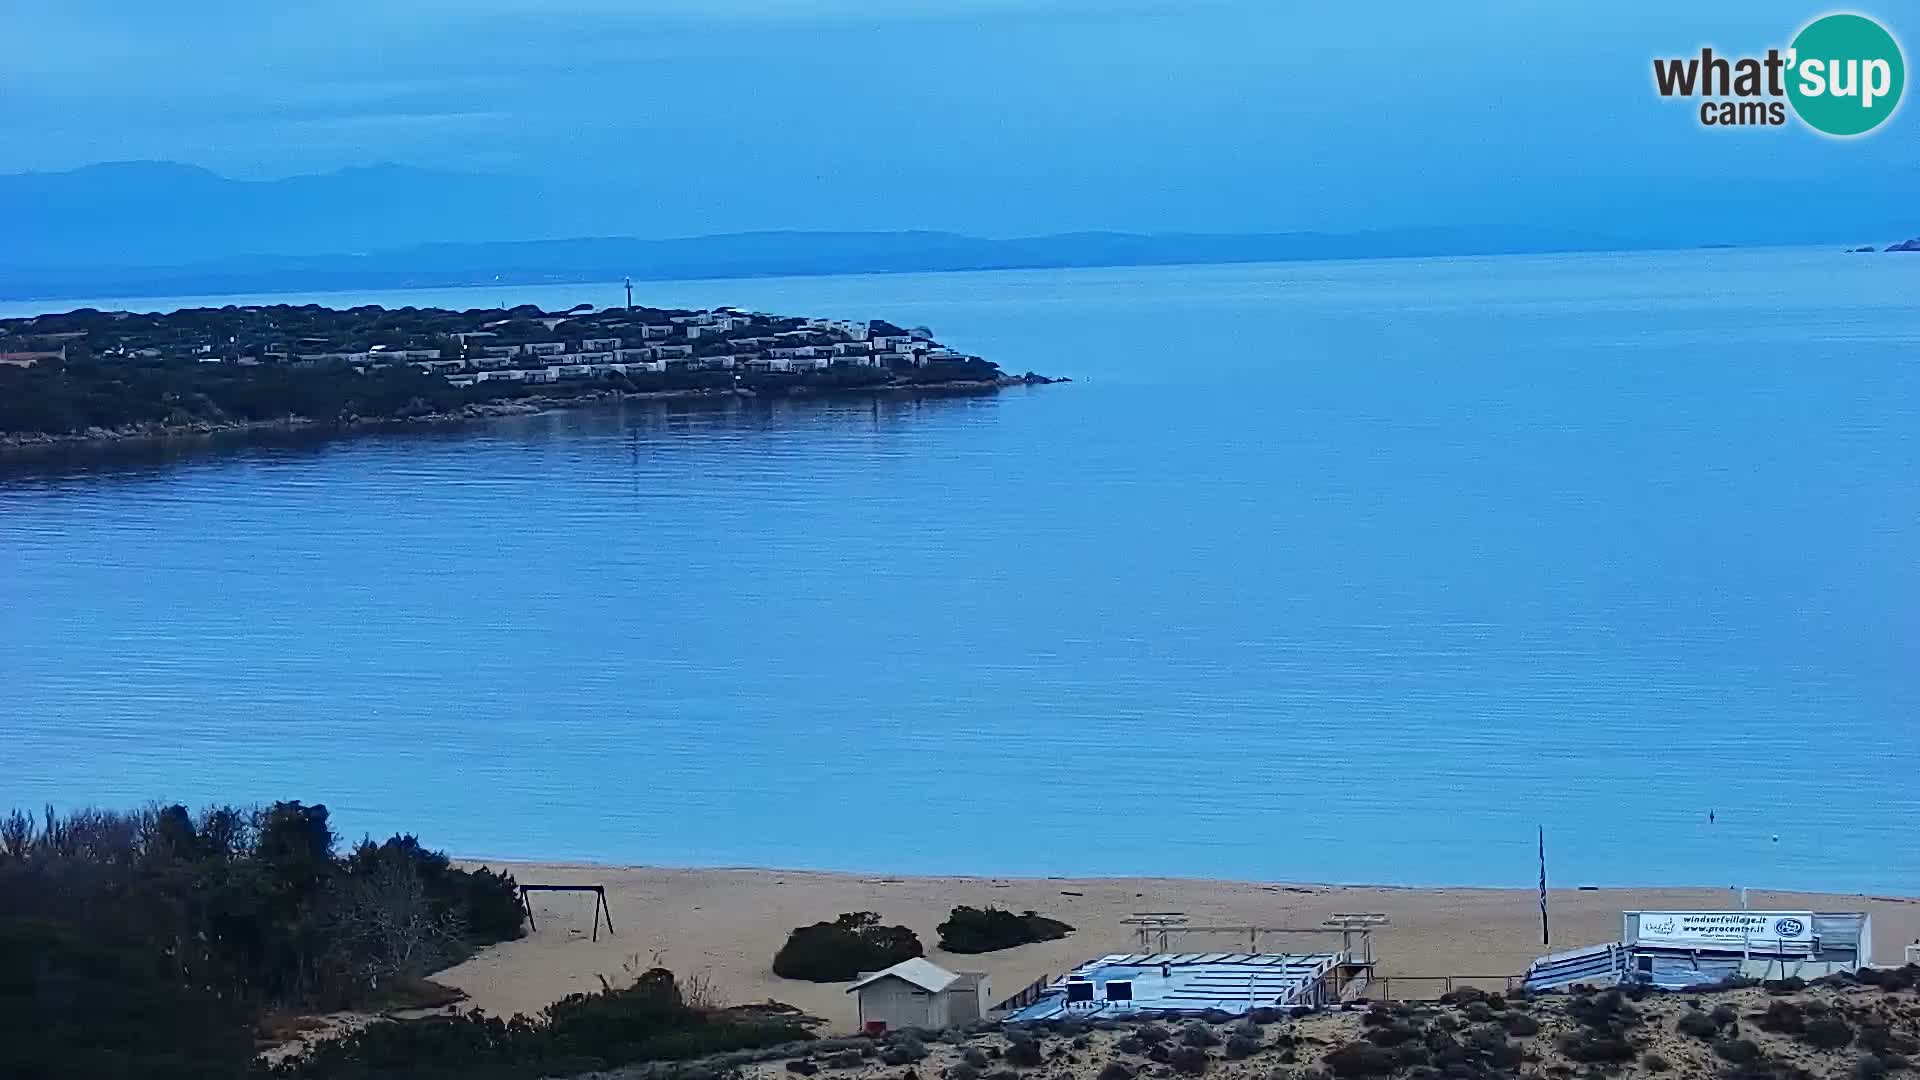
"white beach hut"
847,957,991,1033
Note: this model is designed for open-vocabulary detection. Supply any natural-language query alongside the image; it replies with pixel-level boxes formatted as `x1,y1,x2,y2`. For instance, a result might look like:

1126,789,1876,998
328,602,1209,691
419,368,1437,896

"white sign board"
1629,911,1816,950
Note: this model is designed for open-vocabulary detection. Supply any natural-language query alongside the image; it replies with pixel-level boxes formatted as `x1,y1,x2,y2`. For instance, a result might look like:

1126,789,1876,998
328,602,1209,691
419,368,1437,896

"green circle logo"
1787,13,1905,136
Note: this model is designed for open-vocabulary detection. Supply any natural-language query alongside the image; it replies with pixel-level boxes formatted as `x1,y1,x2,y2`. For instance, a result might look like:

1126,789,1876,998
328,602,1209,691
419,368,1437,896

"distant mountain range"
0,161,1907,303
2,161,622,271
0,226,1641,304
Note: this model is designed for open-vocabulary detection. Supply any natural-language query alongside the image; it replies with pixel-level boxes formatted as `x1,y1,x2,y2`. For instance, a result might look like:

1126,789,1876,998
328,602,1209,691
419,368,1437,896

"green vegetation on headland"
0,302,1062,444
0,801,810,1079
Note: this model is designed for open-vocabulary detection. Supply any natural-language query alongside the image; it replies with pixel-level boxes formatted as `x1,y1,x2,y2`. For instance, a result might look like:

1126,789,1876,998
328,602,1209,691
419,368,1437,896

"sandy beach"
433,863,1920,1028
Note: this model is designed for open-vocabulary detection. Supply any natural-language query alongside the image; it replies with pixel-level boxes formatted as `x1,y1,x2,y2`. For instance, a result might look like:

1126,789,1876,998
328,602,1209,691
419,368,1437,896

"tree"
326,848,467,990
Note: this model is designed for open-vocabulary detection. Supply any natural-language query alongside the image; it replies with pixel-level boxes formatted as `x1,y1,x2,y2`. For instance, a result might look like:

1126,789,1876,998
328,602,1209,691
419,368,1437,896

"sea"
2,247,1916,894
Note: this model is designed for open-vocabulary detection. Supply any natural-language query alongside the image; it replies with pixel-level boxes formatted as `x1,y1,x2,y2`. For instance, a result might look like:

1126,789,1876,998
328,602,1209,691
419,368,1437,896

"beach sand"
434,863,1920,1029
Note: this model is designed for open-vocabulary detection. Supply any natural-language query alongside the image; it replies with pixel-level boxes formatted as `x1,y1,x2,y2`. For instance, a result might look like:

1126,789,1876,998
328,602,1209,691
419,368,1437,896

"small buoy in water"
1772,834,1780,842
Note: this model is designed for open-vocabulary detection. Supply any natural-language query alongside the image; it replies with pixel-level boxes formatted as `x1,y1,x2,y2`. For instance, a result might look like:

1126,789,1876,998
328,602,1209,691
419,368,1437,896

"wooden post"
599,886,616,935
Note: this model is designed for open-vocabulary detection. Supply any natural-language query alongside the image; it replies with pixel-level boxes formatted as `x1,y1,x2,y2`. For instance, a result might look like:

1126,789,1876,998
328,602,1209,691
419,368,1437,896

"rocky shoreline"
0,373,1068,451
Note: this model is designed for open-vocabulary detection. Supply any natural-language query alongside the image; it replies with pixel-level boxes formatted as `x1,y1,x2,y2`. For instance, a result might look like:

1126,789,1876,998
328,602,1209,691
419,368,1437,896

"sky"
2,0,1915,239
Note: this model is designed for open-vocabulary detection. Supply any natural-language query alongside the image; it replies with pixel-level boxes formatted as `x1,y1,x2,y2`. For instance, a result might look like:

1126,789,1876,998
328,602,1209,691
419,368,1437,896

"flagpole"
1538,825,1550,947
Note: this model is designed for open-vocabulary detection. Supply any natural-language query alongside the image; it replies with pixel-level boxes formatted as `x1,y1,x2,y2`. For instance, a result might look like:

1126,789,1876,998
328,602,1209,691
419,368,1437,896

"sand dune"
434,863,1920,1029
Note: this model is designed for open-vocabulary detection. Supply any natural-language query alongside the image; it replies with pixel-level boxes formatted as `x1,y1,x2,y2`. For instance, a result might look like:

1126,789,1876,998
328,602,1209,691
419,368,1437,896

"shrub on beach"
1004,1038,1045,1068
1325,1042,1399,1077
1559,1032,1636,1063
271,968,813,1079
1364,1022,1418,1048
1181,1022,1221,1048
1169,1046,1211,1074
935,906,1074,954
1801,1017,1855,1050
1856,965,1920,992
1501,1012,1540,1037
1758,1000,1805,1034
772,912,924,982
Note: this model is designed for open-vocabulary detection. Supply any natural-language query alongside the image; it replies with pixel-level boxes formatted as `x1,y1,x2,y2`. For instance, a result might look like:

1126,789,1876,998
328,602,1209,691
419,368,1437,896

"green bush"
1801,1017,1854,1050
1325,1042,1398,1077
935,906,1074,954
0,798,532,1077
1758,1000,1805,1034
1677,1009,1721,1039
1169,1046,1210,1074
771,912,923,982
1365,1022,1418,1048
1559,1032,1636,1063
1855,965,1919,992
1501,1012,1540,1037
1566,989,1639,1032
0,919,258,1080
272,971,812,1079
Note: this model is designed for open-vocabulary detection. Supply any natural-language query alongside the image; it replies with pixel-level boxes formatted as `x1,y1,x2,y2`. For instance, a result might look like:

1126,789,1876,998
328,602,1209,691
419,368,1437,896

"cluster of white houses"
285,312,978,387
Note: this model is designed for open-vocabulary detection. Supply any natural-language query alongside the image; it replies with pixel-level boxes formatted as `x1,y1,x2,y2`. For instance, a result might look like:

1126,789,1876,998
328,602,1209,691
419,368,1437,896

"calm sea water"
3,249,1917,893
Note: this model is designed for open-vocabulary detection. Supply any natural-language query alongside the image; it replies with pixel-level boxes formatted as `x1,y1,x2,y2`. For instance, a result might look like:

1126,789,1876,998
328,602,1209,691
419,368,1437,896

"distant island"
0,302,1062,446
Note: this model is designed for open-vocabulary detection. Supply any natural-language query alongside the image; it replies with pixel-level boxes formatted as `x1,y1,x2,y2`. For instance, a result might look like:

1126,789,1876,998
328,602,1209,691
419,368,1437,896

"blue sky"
4,0,1913,239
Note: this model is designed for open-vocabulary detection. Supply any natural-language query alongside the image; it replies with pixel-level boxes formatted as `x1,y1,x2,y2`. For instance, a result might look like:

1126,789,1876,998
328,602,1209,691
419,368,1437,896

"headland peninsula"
0,300,1063,447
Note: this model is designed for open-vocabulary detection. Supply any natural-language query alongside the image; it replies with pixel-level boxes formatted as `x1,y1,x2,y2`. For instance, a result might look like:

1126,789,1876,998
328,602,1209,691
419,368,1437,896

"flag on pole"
1538,825,1550,946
